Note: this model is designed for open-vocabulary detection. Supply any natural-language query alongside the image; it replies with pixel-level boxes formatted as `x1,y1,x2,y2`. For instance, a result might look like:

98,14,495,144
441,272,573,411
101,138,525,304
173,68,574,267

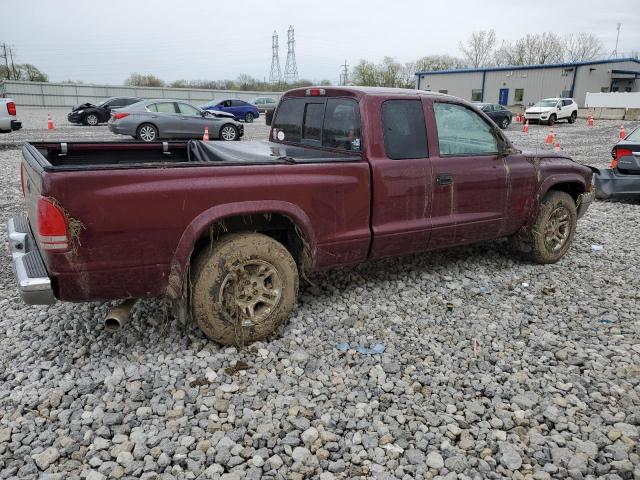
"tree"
459,30,496,67
564,33,604,62
415,55,466,72
124,73,165,87
169,79,188,88
494,33,564,66
16,64,48,82
351,60,378,86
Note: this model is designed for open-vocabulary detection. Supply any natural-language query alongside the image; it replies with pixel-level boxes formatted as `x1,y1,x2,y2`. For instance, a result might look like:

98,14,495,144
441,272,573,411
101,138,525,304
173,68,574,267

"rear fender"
166,200,316,299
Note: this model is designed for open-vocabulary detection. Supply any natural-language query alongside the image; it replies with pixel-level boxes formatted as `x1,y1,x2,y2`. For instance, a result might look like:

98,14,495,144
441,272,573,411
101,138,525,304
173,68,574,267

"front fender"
166,200,317,299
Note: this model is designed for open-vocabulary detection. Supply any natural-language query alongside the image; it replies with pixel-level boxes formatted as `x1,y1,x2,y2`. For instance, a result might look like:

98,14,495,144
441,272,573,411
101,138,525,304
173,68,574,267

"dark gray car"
108,99,243,142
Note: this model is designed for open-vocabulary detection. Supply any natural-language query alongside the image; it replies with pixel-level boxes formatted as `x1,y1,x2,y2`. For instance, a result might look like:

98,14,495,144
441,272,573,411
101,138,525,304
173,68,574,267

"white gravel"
0,111,638,479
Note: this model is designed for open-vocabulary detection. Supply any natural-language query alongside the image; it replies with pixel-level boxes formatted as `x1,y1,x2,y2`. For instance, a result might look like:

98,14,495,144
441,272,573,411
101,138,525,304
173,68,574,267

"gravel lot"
0,111,639,480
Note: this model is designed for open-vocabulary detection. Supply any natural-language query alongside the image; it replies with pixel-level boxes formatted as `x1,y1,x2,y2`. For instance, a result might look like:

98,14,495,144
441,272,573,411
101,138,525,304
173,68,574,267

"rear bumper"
10,120,22,131
594,169,640,199
6,216,56,305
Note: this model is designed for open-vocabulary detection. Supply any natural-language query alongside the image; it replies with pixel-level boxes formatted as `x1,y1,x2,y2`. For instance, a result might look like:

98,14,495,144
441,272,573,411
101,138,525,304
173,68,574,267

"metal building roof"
415,57,640,76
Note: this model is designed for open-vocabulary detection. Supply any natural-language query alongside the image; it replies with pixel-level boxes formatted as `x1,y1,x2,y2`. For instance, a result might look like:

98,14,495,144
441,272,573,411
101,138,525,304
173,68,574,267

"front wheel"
137,123,158,142
191,232,299,346
84,113,99,126
519,191,577,264
548,114,556,126
244,112,254,123
500,117,509,129
568,111,577,124
220,124,238,141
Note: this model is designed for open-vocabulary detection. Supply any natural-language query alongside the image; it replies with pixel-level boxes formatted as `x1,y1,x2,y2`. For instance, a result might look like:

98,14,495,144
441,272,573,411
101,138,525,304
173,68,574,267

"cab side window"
381,100,428,159
434,102,498,156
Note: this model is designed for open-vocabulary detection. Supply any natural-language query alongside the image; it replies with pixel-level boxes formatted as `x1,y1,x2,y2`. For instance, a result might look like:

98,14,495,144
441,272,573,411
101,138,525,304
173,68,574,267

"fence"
0,80,283,107
585,92,640,109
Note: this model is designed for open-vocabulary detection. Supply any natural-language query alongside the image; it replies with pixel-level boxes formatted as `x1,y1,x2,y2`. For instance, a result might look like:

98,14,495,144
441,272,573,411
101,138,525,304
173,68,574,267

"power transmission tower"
269,31,282,84
339,60,349,86
284,25,298,83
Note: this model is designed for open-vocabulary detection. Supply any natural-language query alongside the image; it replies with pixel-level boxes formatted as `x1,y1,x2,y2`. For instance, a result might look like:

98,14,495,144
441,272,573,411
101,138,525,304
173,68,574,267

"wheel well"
549,182,584,204
191,213,309,269
137,122,159,134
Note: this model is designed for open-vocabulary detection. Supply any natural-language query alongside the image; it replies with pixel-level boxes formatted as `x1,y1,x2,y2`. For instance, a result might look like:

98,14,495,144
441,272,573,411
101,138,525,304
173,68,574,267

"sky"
2,0,639,85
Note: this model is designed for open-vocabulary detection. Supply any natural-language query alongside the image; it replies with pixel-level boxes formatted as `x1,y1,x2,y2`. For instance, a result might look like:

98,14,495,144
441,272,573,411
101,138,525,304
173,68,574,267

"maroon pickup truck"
8,87,595,345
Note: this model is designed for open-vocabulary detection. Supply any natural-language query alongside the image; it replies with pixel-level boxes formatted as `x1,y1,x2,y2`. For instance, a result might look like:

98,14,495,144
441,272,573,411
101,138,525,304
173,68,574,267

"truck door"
427,100,508,249
369,97,433,259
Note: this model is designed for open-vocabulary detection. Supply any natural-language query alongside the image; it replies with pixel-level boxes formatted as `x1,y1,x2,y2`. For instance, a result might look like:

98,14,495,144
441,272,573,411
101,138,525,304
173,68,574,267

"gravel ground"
0,112,639,480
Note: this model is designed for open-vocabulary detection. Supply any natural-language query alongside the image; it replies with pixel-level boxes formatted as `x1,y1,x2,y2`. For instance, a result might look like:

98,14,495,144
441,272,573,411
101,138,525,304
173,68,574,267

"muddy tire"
548,114,556,126
525,191,577,264
191,232,298,346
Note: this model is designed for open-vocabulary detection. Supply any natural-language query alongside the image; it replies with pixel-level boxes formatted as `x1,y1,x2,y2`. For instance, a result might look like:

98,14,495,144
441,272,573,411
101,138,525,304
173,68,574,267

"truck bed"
25,140,359,172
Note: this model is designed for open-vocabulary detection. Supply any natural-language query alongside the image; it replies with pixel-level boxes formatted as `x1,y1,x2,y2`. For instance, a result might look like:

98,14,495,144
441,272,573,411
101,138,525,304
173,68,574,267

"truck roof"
284,86,455,100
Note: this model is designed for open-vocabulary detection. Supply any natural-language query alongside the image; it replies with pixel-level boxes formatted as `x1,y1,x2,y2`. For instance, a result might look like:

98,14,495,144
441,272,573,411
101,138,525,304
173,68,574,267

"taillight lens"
7,101,16,116
610,148,632,169
37,197,70,251
113,112,129,120
305,88,325,97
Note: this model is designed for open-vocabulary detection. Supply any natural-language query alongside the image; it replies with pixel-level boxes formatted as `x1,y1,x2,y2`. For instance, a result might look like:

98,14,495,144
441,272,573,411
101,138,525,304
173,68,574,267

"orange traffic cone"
47,113,55,130
554,142,561,152
203,127,209,141
515,113,521,123
522,120,529,134
587,114,594,127
545,129,554,145
619,124,626,139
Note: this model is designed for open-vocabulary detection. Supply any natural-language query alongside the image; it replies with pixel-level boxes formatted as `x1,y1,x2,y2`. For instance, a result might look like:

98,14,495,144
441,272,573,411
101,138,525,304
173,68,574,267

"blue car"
199,99,260,123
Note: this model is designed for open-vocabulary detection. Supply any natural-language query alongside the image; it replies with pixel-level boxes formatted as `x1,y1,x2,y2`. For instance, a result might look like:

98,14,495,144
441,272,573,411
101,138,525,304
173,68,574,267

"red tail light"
113,112,129,120
610,148,632,169
7,101,16,116
305,88,326,97
37,197,70,251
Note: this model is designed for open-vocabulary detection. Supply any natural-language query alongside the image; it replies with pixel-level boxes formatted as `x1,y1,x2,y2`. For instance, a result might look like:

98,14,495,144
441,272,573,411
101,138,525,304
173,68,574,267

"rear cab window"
272,96,361,152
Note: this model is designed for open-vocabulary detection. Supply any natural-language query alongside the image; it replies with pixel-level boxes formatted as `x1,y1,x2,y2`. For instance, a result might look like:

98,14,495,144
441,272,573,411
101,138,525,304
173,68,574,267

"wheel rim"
502,119,508,128
221,126,236,140
544,206,571,252
246,114,253,123
219,260,283,327
87,115,98,125
139,125,156,141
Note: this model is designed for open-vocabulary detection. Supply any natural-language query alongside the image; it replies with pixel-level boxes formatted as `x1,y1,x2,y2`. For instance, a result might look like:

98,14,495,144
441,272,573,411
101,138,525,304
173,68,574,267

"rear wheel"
84,113,99,126
191,232,298,346
568,111,577,124
244,112,254,123
137,123,158,142
548,114,556,126
220,124,238,141
516,191,577,264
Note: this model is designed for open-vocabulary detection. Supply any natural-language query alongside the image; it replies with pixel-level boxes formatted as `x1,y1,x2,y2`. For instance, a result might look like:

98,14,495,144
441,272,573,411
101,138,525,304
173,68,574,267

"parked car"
475,102,513,129
108,99,243,142
68,97,142,126
595,126,640,200
7,86,595,347
252,96,278,113
0,98,22,133
200,99,260,123
524,98,578,126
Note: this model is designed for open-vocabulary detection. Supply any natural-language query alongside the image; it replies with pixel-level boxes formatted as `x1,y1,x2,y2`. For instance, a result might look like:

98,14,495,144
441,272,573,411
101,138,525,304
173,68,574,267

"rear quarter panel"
41,161,371,301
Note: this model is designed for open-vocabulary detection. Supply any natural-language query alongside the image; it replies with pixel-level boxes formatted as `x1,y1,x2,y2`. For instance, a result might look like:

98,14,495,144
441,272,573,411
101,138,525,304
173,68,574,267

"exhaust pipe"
104,299,138,331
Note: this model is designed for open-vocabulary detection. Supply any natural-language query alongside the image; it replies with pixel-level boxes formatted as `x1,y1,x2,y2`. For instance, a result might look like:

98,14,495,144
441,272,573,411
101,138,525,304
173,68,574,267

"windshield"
625,127,640,141
534,100,558,108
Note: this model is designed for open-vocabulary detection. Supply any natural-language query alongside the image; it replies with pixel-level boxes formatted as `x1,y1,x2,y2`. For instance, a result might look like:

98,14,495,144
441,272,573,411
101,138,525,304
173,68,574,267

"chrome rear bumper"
6,216,56,305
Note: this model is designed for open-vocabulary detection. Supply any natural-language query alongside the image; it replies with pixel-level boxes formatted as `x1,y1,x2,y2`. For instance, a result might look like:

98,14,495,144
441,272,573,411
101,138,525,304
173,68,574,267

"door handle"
436,173,453,186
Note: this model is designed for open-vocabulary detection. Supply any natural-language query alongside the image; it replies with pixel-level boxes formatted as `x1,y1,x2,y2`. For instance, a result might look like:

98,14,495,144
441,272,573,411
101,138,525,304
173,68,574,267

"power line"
284,25,298,83
269,30,282,84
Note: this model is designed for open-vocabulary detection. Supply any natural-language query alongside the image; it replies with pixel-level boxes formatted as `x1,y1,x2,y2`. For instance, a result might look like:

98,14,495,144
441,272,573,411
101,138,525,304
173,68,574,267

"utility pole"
1,43,11,80
340,60,349,86
611,23,621,58
8,47,17,80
